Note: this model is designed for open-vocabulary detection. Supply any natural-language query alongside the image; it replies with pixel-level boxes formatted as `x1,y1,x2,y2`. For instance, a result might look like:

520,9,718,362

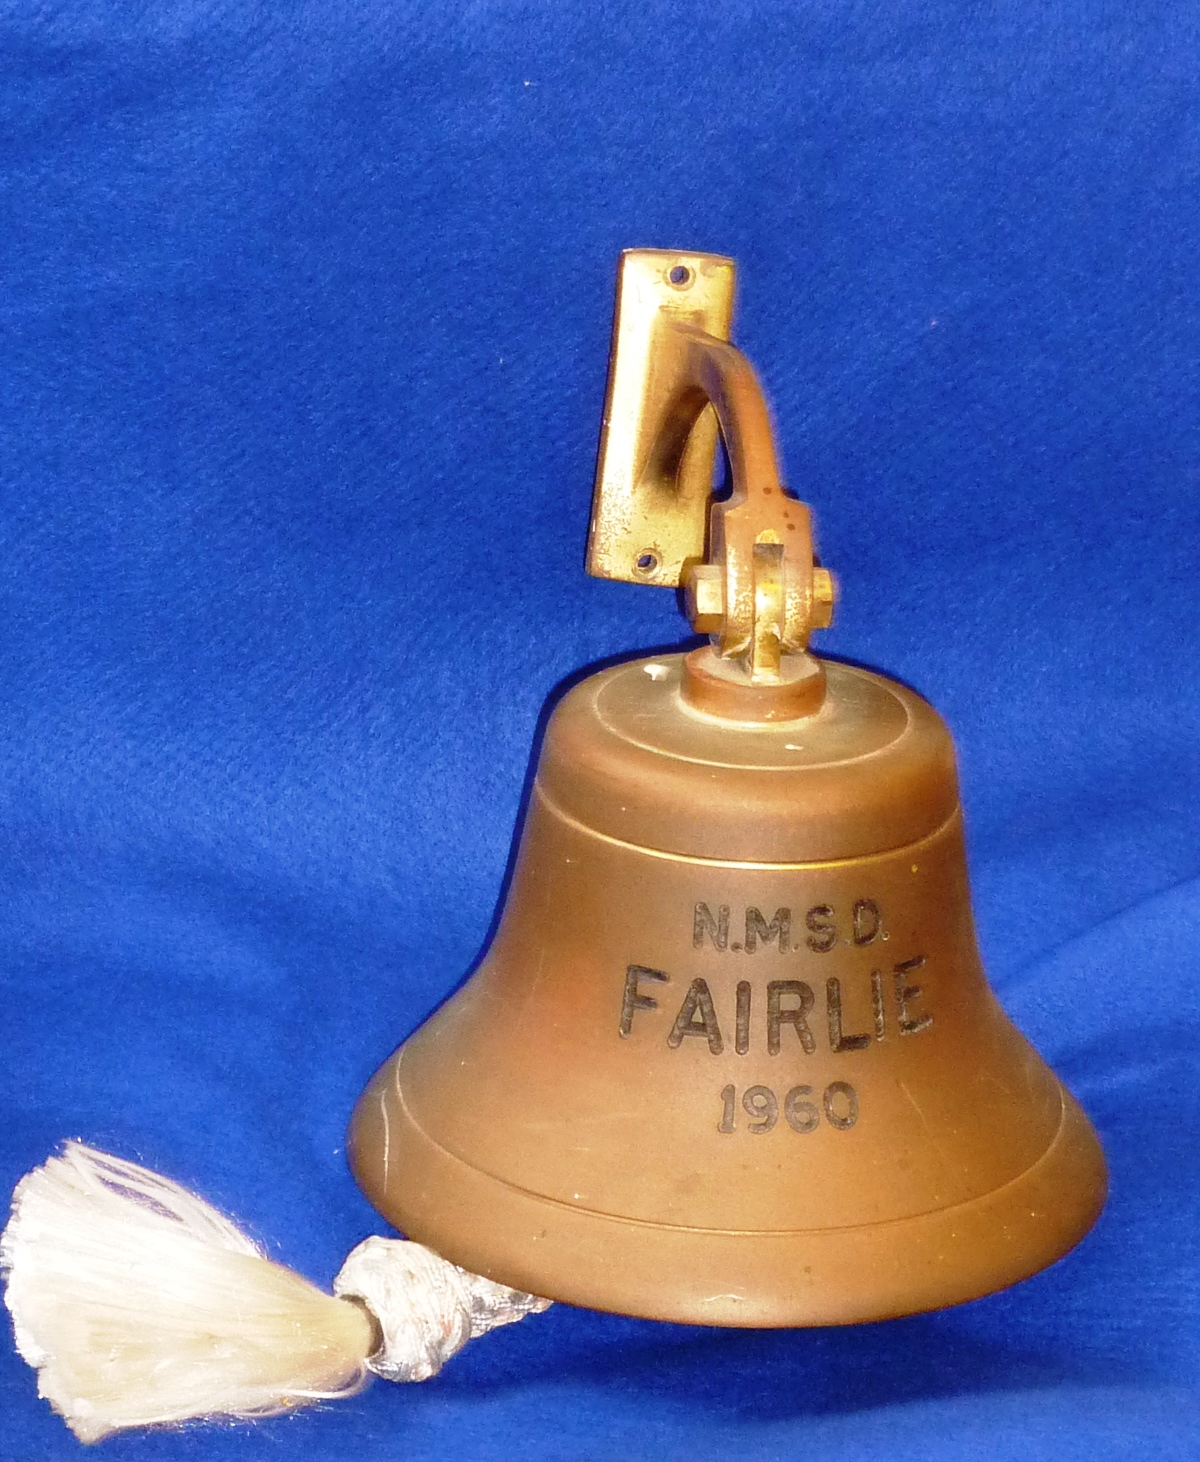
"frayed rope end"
1,1143,548,1442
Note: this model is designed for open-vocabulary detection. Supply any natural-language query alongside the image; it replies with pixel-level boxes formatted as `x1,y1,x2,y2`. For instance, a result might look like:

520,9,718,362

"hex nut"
686,564,725,634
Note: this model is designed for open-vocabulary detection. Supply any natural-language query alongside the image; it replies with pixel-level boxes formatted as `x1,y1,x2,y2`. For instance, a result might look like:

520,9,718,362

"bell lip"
348,1061,1107,1328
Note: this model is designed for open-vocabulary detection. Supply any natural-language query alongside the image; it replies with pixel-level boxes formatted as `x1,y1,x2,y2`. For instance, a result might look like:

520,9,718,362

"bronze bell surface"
349,249,1106,1327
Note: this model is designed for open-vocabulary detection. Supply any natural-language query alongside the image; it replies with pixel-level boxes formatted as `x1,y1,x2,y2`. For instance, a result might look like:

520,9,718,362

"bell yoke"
349,250,1106,1328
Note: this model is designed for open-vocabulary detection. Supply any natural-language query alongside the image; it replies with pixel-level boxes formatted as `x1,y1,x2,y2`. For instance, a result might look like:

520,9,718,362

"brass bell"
349,249,1106,1326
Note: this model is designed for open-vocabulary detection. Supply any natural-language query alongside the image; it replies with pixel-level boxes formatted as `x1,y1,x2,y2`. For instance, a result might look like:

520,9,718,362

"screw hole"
667,264,692,287
635,551,659,574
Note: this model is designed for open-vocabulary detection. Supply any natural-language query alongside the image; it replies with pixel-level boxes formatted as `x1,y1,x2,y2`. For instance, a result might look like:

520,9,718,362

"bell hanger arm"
587,249,834,682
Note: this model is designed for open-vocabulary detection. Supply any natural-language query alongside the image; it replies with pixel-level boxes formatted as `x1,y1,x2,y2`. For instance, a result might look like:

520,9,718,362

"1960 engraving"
717,1081,858,1134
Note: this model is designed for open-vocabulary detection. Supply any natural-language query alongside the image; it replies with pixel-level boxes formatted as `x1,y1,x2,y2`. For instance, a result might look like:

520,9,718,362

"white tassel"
1,1143,549,1443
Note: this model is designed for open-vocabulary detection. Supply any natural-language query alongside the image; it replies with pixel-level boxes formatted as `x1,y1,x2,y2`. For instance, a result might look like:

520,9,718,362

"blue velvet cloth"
1,2,1198,1457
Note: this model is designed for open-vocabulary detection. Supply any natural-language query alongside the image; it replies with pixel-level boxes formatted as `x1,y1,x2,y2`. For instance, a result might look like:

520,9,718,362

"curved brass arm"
588,250,833,681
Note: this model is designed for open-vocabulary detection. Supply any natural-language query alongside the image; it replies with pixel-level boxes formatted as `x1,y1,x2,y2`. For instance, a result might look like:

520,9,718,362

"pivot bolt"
812,568,836,630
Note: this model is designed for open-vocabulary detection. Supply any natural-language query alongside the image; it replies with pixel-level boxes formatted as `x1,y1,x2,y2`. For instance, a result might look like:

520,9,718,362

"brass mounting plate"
587,249,736,588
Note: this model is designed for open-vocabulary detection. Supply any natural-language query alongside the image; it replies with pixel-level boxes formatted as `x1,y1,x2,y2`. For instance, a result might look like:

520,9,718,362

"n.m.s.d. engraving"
694,900,885,954
718,1081,859,1134
620,961,932,1050
745,906,789,953
693,902,730,950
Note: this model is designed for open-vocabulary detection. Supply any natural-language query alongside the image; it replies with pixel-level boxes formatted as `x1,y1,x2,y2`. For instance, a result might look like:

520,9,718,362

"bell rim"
349,1064,1107,1328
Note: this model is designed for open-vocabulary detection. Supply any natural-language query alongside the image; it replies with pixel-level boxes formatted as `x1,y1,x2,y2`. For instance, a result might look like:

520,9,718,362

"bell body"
350,654,1105,1326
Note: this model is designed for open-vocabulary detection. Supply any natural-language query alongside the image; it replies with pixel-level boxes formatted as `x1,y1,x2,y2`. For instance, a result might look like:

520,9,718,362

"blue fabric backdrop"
1,2,1198,1457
